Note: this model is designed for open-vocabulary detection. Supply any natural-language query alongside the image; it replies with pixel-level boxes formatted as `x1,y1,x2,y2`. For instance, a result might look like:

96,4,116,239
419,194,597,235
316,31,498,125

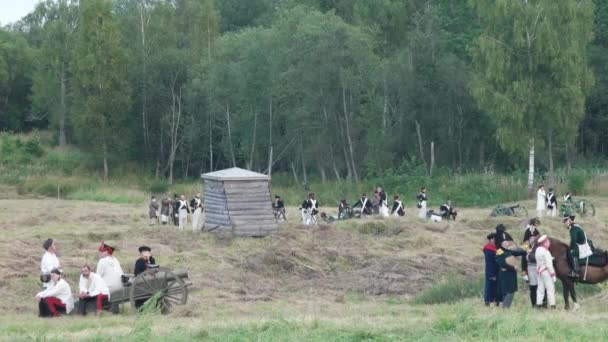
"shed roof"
201,167,270,181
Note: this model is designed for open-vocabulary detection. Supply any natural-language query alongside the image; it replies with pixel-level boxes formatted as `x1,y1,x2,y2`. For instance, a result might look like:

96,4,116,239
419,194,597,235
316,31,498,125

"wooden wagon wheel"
129,267,188,314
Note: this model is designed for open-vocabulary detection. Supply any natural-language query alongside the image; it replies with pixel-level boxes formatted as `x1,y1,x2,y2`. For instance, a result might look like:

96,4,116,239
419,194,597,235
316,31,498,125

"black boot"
569,256,580,278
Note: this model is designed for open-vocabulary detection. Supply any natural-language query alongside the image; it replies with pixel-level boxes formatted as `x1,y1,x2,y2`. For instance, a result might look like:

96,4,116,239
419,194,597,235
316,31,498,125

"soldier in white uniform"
536,185,546,217
36,268,73,317
417,187,427,219
40,239,61,289
546,188,558,217
178,194,190,230
190,193,203,231
78,265,110,316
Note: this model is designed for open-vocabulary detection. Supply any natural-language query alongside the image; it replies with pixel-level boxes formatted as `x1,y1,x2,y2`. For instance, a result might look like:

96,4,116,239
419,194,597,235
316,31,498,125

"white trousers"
192,208,202,231
379,205,389,218
301,209,310,225
549,207,557,217
178,210,188,230
418,202,427,219
536,270,556,306
527,264,538,286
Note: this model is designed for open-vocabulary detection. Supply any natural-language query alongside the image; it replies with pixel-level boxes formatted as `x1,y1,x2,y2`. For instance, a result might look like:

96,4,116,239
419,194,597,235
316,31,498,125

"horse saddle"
585,248,608,267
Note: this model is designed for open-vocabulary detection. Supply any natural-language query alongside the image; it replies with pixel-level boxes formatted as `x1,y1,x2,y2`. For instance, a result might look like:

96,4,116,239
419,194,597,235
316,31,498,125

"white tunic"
79,272,110,298
536,189,546,211
37,278,74,313
40,251,60,288
535,246,555,276
96,256,124,293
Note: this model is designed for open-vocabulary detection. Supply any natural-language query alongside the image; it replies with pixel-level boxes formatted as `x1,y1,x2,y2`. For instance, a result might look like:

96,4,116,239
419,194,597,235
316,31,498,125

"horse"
549,237,608,310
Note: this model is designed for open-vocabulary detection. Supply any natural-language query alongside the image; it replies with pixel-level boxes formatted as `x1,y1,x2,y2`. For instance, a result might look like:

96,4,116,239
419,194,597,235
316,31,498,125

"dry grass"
2,190,608,340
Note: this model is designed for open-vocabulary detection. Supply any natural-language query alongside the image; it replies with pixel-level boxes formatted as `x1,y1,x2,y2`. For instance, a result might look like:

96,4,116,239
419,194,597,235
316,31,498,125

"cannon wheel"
579,200,596,217
513,206,528,217
129,267,188,314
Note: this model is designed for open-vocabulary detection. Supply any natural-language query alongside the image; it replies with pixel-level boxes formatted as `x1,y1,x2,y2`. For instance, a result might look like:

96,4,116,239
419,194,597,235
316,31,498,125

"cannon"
75,267,190,315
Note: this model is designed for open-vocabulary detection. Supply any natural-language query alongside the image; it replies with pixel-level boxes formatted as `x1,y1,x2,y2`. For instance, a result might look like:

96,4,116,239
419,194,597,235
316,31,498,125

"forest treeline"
1,0,607,185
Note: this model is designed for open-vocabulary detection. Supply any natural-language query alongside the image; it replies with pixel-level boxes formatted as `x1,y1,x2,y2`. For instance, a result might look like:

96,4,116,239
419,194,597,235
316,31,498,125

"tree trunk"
300,139,308,186
329,145,341,181
527,137,535,198
225,103,236,167
342,85,358,182
290,161,299,185
319,162,326,183
208,123,213,172
268,98,273,177
479,141,485,168
59,68,67,147
102,139,109,181
267,146,273,177
430,141,435,177
139,2,149,154
382,76,388,133
548,130,554,184
415,120,428,172
248,110,257,170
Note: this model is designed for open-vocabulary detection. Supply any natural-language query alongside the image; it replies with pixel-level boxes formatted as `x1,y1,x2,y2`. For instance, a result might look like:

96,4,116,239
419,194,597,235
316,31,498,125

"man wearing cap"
78,264,110,316
134,246,157,276
535,235,556,309
391,195,405,216
417,187,427,219
40,238,61,289
178,194,190,230
521,235,542,307
564,214,593,278
494,224,513,249
495,240,526,308
96,241,123,293
546,188,558,217
36,268,74,317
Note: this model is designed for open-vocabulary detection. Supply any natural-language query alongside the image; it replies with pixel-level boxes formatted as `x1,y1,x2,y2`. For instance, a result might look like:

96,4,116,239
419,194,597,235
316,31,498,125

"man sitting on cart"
135,246,158,276
78,264,110,316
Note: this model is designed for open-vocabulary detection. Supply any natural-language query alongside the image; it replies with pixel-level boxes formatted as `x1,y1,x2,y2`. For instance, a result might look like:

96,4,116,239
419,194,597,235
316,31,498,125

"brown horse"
549,237,608,309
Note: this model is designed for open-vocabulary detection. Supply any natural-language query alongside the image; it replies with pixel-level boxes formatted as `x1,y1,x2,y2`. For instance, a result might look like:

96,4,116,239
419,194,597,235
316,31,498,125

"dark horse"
549,237,608,310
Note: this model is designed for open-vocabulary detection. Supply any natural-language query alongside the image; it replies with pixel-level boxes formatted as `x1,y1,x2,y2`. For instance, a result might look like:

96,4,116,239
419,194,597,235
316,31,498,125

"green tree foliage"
0,0,604,185
72,0,131,179
470,0,594,192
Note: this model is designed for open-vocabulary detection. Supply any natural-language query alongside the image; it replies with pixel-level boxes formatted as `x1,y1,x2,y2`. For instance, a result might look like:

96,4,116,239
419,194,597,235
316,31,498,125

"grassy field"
1,188,608,341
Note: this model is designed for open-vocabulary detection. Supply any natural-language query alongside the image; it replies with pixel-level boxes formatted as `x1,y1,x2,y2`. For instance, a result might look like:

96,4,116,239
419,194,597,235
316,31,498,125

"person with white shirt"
190,193,203,231
178,194,190,230
36,268,73,317
535,235,556,309
78,265,110,316
40,238,61,289
536,185,546,217
96,242,123,293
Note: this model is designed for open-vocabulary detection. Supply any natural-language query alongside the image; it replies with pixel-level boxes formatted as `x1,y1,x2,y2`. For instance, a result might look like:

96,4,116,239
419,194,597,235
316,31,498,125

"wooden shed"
201,167,278,237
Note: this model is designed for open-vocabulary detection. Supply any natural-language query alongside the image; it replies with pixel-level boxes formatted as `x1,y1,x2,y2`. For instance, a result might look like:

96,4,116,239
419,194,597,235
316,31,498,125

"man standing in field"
190,192,203,231
482,233,500,306
546,188,558,217
535,235,556,309
172,194,180,226
417,187,427,219
40,238,60,289
495,240,526,308
160,194,171,225
178,194,190,230
148,196,159,226
536,185,546,217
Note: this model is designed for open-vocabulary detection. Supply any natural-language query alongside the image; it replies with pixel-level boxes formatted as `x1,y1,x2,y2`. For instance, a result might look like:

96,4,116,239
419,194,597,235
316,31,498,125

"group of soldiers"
272,187,457,224
36,239,158,317
148,193,203,231
483,214,595,309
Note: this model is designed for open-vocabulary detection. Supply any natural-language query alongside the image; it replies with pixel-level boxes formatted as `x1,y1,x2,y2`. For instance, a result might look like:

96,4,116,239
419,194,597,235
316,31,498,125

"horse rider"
563,214,594,278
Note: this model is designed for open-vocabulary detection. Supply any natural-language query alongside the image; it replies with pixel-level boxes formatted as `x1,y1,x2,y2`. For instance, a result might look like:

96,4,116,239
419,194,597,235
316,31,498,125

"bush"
149,180,170,194
568,169,587,195
413,276,483,305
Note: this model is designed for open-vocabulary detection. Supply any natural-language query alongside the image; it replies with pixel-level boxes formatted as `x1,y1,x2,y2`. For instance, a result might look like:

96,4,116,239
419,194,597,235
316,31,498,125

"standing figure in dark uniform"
546,188,558,217
523,217,541,245
417,187,427,219
160,194,171,225
172,194,180,226
494,224,513,249
482,233,501,306
391,195,405,216
495,240,526,308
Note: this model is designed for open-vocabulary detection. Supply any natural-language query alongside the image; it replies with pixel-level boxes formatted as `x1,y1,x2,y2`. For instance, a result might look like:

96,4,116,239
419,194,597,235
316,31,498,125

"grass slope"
1,192,608,341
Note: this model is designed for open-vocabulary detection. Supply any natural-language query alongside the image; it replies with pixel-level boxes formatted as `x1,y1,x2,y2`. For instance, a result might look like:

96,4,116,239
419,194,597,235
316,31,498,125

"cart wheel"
129,267,188,314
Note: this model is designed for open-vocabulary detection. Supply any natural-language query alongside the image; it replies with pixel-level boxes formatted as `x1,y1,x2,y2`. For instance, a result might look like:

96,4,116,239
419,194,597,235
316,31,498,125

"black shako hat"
138,246,152,253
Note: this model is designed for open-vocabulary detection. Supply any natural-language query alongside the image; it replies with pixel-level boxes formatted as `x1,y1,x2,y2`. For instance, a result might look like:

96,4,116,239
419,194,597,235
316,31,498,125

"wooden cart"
108,267,190,314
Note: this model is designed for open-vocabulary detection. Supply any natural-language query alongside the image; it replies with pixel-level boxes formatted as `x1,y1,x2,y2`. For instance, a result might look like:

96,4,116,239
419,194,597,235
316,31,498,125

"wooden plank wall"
223,180,278,237
203,179,232,232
